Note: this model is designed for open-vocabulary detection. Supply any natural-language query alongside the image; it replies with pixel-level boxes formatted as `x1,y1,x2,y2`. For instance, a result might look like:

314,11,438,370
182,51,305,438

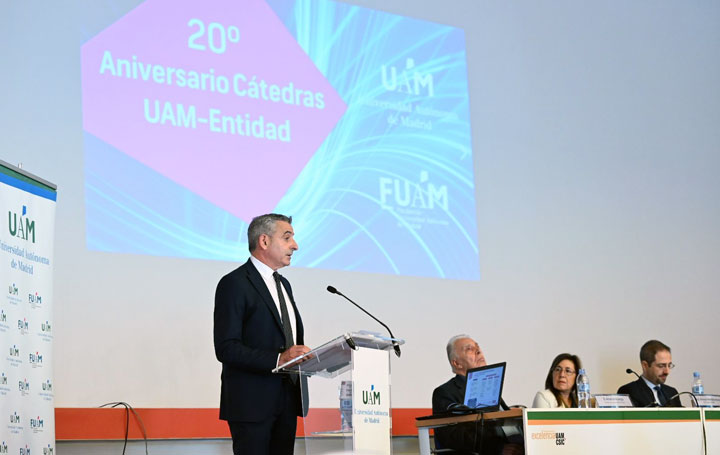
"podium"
274,331,404,455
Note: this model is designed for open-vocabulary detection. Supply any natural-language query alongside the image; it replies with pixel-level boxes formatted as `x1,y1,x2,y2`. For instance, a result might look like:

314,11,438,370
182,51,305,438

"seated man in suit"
617,339,682,407
432,334,523,455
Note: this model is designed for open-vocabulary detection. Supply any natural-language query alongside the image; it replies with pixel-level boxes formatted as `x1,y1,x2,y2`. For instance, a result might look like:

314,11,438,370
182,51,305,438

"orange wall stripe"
55,408,431,440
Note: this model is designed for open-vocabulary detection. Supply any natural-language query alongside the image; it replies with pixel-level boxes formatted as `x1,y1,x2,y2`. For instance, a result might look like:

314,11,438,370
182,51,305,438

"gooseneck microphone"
664,391,698,407
626,368,642,380
327,285,401,358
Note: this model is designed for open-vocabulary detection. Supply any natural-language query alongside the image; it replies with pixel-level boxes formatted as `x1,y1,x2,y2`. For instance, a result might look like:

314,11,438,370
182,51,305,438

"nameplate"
594,394,633,408
696,394,720,408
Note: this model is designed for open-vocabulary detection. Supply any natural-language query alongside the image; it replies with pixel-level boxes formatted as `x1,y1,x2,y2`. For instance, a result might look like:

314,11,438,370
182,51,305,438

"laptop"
463,362,507,412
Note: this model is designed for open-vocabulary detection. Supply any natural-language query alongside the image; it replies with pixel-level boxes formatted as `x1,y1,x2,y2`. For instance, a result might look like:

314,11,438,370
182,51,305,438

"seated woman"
532,353,582,408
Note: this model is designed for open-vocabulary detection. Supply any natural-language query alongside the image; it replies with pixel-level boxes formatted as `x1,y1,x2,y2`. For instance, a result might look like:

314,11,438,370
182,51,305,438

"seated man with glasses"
532,353,583,408
617,339,682,407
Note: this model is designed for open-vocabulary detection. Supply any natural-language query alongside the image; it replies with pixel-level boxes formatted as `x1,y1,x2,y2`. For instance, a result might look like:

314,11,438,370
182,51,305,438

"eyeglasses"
654,362,675,370
552,367,576,376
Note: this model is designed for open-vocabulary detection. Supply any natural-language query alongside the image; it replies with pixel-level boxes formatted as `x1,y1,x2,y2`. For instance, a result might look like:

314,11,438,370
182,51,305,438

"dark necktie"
655,385,667,406
273,272,294,350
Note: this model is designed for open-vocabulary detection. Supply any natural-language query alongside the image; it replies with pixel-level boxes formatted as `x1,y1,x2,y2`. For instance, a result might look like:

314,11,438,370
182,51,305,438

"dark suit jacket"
214,258,305,422
617,378,681,407
432,374,509,454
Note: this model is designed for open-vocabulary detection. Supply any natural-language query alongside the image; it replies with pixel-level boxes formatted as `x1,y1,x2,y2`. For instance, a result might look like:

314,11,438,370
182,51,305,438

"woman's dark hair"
544,353,582,408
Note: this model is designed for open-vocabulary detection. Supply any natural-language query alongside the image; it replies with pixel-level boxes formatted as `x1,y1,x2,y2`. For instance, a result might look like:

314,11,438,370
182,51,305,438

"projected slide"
82,0,479,279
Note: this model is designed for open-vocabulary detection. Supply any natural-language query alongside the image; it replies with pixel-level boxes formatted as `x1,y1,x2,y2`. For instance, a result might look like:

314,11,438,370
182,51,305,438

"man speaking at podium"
214,214,311,455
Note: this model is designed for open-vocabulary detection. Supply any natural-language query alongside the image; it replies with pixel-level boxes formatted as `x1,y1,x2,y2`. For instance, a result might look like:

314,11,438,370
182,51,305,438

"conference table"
416,407,719,454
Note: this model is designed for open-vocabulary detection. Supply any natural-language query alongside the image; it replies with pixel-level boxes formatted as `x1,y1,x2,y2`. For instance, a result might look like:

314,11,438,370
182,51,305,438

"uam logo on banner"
0,310,8,332
44,444,54,455
39,379,53,401
8,412,22,434
38,320,53,342
0,373,9,396
0,440,7,453
6,283,21,305
8,205,35,243
7,345,21,367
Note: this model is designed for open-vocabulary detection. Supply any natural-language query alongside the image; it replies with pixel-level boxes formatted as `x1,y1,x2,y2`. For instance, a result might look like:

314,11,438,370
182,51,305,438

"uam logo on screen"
379,171,448,211
8,206,35,243
29,351,43,367
381,58,434,97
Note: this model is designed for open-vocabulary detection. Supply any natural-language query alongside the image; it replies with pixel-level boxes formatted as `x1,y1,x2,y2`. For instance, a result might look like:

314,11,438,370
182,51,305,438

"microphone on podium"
326,285,401,358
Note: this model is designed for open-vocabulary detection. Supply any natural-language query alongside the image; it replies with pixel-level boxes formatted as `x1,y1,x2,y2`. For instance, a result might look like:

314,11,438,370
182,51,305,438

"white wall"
1,0,718,412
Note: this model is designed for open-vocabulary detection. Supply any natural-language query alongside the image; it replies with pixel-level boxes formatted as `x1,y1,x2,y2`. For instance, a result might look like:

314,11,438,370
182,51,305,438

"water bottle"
692,372,704,395
339,380,353,431
576,368,592,408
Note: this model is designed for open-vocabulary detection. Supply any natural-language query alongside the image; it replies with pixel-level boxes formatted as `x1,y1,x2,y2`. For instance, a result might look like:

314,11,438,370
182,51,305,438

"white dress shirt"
250,256,298,345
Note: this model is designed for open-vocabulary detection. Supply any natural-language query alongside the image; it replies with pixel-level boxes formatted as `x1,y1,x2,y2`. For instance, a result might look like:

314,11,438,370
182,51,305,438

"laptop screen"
463,362,506,410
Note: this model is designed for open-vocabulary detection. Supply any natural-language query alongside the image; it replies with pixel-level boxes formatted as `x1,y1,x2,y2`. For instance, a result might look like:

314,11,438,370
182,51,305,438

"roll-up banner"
0,160,57,455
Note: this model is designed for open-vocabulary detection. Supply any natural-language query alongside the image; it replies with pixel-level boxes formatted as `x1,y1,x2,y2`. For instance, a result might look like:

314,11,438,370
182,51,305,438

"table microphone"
664,391,698,407
626,368,642,380
326,285,401,358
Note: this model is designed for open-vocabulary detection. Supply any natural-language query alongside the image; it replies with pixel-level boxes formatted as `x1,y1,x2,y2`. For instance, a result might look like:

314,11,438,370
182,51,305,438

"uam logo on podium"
362,384,381,406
